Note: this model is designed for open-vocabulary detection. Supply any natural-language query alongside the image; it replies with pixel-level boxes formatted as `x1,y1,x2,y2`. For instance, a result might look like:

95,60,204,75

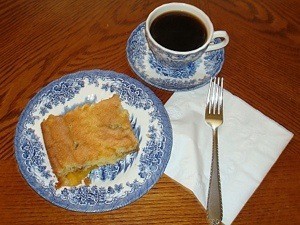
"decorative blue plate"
14,70,172,212
126,22,225,91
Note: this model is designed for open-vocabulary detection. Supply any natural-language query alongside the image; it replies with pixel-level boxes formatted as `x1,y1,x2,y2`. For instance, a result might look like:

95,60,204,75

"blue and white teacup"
145,3,229,71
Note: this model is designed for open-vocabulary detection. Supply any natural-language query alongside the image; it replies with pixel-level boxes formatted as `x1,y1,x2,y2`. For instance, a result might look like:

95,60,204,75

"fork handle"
207,128,223,225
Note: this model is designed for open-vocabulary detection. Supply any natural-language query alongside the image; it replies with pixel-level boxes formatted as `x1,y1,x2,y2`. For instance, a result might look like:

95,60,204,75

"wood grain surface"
0,0,299,224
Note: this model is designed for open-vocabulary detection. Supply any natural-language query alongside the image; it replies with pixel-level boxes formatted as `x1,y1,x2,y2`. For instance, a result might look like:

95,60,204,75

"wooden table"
1,0,299,224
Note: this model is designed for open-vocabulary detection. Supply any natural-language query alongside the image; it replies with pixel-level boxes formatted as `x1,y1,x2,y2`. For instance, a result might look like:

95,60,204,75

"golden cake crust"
41,94,139,188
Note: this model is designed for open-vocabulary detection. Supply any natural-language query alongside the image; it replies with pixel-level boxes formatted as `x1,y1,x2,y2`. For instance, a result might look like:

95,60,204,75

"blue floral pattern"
126,23,225,91
14,70,172,212
39,78,85,116
21,128,51,180
148,53,200,79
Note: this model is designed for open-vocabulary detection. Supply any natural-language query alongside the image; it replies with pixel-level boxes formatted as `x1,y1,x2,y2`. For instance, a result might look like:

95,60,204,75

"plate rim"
14,69,173,212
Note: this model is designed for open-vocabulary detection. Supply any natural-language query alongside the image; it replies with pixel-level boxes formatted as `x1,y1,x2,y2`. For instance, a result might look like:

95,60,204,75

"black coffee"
150,11,207,52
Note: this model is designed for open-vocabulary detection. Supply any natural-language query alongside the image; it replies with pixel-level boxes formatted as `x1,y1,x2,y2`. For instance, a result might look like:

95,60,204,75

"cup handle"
206,31,229,52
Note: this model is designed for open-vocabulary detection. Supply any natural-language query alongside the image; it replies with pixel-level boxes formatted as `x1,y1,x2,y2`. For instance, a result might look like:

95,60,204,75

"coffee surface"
150,11,207,52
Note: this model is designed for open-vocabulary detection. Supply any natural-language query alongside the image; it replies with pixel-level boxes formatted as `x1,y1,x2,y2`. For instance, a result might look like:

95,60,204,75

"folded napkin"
164,86,293,224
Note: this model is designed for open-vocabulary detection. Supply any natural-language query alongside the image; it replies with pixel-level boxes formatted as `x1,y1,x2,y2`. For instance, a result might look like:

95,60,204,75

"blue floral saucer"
126,23,225,91
14,70,172,212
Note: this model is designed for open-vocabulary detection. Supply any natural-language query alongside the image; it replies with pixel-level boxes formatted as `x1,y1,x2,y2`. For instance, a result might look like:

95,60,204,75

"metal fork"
205,77,224,225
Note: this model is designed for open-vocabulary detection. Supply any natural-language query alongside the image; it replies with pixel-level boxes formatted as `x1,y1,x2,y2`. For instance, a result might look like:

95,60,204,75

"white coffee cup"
145,3,229,69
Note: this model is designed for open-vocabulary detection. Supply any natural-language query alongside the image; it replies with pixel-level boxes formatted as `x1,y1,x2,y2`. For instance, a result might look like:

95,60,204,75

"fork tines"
206,77,224,115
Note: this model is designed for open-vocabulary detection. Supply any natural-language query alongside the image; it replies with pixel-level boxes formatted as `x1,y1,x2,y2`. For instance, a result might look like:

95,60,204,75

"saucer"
126,22,225,92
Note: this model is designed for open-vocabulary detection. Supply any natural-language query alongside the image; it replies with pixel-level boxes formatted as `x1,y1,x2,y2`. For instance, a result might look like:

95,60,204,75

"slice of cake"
41,94,139,188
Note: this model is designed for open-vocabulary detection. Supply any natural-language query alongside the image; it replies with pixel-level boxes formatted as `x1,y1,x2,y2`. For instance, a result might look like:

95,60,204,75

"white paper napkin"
164,86,293,224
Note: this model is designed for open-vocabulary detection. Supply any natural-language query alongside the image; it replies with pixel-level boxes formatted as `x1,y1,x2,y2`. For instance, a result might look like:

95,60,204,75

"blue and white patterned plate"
126,22,225,91
14,70,172,212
